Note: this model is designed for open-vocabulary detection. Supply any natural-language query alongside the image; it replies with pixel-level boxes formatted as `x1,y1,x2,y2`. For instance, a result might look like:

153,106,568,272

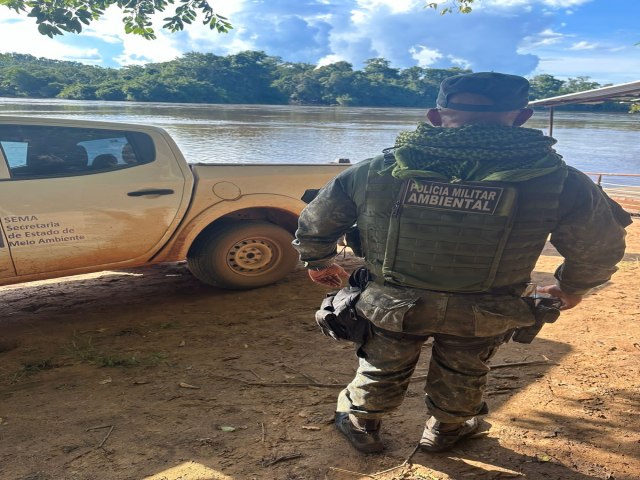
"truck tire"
187,221,299,289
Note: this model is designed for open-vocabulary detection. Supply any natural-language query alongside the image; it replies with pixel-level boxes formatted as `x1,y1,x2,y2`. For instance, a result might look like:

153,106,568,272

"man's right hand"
308,264,349,288
537,284,583,310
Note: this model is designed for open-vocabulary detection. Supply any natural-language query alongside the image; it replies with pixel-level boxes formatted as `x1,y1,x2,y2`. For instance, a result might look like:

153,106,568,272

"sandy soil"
0,220,638,480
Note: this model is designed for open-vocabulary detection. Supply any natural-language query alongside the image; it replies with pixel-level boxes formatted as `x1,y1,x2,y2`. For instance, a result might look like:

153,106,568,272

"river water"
0,98,638,180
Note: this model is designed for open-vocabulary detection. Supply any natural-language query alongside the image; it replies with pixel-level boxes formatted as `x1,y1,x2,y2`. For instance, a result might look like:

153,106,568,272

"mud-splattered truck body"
0,116,346,289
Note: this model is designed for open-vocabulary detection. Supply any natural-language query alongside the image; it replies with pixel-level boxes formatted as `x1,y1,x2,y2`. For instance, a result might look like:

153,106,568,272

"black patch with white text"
403,180,504,214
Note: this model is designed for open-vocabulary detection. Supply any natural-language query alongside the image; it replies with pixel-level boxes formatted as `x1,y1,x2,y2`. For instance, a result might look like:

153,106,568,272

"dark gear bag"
315,267,371,343
511,296,561,343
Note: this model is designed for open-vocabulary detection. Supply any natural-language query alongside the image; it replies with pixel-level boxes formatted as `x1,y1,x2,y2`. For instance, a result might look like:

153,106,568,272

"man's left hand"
537,284,583,310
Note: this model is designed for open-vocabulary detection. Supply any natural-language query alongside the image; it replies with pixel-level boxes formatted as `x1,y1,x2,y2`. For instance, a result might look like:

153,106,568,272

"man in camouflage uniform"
293,72,630,454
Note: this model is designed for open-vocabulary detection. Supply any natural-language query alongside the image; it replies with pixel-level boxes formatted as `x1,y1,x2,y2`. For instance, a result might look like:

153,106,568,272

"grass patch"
93,354,141,368
115,328,140,336
22,358,59,372
148,352,169,365
67,334,97,362
66,333,167,368
9,333,168,383
10,357,61,382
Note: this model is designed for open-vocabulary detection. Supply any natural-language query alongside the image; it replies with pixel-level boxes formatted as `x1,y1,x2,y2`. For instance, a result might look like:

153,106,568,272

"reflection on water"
0,98,638,180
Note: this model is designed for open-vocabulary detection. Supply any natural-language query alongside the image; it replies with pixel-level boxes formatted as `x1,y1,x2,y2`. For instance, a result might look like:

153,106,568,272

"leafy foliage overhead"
426,0,477,15
0,0,232,39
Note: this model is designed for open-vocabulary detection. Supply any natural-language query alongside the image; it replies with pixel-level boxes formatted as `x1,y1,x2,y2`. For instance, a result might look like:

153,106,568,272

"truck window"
0,125,156,179
0,141,28,169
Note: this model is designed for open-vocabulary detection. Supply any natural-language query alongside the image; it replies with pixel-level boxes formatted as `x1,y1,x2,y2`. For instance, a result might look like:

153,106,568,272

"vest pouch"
472,297,536,337
356,282,422,332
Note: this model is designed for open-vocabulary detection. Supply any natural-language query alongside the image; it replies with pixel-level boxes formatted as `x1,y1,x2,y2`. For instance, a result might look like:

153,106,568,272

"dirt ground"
0,220,638,480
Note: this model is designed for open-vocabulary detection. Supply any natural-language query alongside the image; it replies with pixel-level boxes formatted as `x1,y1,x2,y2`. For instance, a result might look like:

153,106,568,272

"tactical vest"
358,155,568,294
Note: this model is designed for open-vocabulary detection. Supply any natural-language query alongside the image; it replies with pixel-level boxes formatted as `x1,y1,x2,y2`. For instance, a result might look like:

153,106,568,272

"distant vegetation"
0,51,631,111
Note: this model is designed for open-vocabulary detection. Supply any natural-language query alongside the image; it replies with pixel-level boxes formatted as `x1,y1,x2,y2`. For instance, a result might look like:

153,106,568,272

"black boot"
420,416,479,452
334,412,384,453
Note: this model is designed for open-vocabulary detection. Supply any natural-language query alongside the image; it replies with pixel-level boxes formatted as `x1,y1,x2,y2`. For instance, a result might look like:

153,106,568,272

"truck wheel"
187,221,299,289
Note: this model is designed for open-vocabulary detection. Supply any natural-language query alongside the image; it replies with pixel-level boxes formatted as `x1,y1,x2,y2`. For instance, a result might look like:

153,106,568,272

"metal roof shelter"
529,80,640,214
528,80,640,136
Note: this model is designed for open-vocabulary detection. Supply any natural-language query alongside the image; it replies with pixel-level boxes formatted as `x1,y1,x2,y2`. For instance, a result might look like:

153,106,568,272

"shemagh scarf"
383,122,565,183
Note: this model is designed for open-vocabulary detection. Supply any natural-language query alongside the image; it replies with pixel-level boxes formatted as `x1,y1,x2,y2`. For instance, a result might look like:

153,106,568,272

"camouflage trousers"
336,329,505,423
336,290,531,423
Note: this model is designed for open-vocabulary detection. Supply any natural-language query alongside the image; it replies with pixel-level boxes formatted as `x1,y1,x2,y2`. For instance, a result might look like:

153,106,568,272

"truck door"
0,156,16,279
0,122,191,277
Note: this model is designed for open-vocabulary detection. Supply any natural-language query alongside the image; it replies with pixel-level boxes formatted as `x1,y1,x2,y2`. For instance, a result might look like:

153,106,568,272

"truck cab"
0,117,347,289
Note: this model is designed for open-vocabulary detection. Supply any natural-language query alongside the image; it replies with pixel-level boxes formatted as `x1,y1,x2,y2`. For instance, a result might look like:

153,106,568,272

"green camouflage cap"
437,72,530,112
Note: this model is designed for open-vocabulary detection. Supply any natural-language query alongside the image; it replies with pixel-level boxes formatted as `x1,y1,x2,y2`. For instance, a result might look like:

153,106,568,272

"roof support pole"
548,106,555,137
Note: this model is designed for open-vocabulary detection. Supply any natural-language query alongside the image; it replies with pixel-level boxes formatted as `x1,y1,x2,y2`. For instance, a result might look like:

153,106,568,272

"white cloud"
81,8,125,44
479,0,532,8
519,28,571,49
539,0,592,7
317,53,348,66
569,41,598,50
410,46,443,66
447,55,473,69
540,28,564,37
450,0,591,11
0,12,103,64
164,0,253,54
114,35,183,66
86,8,183,65
355,0,420,14
530,47,640,84
484,0,591,6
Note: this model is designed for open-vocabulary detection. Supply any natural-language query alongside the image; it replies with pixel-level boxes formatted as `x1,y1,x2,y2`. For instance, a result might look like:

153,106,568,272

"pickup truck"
0,116,348,289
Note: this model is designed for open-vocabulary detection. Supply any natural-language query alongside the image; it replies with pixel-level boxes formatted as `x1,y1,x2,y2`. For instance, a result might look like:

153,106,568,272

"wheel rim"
226,237,279,276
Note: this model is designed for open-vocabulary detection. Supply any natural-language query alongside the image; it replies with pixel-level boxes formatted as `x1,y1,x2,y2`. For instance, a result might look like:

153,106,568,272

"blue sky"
0,0,638,84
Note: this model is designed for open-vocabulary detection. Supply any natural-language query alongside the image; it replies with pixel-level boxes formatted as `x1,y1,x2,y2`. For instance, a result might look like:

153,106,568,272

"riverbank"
0,219,638,480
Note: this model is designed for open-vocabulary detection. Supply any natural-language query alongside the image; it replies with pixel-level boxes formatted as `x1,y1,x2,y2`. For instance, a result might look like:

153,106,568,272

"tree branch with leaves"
426,0,477,15
0,0,232,39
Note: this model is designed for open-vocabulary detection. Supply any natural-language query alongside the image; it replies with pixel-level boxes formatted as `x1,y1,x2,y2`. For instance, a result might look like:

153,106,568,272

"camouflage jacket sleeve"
550,167,630,295
292,159,371,268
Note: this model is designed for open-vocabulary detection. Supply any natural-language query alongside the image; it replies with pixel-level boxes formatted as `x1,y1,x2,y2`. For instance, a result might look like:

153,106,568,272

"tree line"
0,51,630,111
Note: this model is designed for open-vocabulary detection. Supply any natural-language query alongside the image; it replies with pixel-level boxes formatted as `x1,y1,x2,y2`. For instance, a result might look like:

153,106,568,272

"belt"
371,324,430,342
368,273,523,297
